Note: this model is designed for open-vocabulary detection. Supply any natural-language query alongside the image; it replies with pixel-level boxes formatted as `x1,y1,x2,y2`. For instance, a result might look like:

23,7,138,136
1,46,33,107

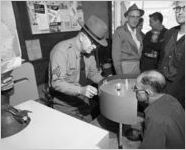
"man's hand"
80,85,98,98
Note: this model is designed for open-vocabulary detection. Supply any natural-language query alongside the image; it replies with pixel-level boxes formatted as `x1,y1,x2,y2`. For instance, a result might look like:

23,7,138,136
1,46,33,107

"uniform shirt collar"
70,37,81,58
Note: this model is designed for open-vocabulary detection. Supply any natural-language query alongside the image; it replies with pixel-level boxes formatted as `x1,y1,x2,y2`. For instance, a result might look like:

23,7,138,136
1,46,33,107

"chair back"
9,62,39,106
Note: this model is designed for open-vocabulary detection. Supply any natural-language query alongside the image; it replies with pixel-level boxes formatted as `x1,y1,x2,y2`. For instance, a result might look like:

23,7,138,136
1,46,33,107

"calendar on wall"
26,1,84,34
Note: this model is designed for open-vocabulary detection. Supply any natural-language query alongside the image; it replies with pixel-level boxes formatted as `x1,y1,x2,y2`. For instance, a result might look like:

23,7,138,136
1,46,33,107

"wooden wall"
12,1,112,85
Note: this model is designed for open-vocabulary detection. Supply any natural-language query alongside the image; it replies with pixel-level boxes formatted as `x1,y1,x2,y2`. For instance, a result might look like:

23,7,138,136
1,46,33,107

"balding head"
137,70,166,93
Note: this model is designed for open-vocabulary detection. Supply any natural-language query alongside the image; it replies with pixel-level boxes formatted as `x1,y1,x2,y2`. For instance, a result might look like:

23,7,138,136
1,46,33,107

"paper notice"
25,39,42,61
37,13,49,30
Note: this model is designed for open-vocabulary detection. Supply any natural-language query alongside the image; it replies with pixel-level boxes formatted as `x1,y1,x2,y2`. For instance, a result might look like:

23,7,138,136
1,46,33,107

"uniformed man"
48,15,108,122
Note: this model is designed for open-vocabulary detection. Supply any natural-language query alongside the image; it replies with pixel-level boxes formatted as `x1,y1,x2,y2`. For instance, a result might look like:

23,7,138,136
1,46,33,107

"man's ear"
126,16,129,21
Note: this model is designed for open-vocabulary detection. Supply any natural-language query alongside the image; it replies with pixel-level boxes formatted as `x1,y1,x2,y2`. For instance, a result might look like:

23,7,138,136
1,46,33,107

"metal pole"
118,123,123,149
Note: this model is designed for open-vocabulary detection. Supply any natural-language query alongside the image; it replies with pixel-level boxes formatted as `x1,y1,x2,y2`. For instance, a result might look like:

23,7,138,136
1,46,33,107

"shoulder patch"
52,66,61,79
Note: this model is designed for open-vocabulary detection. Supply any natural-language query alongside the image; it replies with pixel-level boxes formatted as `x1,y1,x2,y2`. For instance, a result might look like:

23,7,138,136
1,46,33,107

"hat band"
84,25,104,41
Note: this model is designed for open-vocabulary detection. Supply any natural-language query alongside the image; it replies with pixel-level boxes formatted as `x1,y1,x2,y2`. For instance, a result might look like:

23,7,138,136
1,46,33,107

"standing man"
112,4,144,75
134,70,185,149
158,1,185,108
140,12,167,72
49,15,108,122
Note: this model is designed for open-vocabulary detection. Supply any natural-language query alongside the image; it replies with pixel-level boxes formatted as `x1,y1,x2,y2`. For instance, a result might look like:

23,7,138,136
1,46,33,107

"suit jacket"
112,23,143,75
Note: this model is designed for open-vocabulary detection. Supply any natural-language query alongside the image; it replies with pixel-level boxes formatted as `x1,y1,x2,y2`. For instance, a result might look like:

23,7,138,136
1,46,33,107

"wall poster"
26,1,84,34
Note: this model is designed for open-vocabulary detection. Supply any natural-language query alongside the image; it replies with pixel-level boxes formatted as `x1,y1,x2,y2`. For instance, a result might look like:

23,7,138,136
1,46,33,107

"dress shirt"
127,23,140,50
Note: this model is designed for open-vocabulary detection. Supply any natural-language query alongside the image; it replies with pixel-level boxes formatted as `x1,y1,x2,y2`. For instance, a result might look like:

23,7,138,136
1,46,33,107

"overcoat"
112,23,143,75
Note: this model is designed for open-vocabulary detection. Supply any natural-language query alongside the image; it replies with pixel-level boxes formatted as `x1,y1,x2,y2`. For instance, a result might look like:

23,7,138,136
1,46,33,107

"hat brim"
124,9,144,17
78,21,108,47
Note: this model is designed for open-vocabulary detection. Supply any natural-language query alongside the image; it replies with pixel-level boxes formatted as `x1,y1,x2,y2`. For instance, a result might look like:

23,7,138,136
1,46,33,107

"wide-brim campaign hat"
124,4,144,17
78,15,108,47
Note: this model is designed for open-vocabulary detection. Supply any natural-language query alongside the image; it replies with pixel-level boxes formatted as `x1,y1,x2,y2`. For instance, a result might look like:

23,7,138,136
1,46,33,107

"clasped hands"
80,85,98,98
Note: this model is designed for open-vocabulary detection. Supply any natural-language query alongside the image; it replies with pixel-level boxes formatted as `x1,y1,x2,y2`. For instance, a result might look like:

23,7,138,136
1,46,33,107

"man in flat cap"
112,4,144,75
49,15,108,122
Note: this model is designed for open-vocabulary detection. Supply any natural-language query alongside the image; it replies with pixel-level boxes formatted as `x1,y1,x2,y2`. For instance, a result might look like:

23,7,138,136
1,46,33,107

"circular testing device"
98,74,143,148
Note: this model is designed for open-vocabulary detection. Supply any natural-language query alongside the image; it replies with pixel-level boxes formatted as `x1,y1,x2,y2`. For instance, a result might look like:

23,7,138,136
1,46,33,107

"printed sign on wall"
27,1,84,34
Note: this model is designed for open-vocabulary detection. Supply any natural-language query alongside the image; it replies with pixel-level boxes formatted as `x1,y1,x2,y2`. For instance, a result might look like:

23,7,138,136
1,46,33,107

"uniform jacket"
158,26,185,108
49,37,103,96
112,23,143,75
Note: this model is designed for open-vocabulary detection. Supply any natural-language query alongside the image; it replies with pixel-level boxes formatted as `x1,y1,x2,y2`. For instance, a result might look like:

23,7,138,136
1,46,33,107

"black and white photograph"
1,0,185,149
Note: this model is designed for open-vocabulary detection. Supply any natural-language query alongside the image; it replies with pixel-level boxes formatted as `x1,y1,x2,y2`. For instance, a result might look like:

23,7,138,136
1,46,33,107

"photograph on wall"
26,1,84,34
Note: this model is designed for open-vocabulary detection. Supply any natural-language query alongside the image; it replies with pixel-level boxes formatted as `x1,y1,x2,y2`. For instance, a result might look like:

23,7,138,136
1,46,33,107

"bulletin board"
26,1,84,34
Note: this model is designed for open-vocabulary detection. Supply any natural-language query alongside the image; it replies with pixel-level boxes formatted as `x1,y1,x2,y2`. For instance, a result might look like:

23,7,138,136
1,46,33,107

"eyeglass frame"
128,15,141,20
88,36,102,50
81,30,99,50
173,6,185,13
132,85,147,94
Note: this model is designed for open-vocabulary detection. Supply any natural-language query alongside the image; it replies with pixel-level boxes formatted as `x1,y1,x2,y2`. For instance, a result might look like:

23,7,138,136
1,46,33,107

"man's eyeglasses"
132,85,146,93
173,6,185,13
88,37,100,49
128,15,140,20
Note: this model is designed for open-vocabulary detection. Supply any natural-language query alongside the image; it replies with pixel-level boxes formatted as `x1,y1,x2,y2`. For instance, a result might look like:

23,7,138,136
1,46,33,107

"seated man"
134,70,185,148
48,15,108,122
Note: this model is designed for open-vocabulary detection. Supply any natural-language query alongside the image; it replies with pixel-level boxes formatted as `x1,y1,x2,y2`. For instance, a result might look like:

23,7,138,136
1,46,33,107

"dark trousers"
50,88,100,122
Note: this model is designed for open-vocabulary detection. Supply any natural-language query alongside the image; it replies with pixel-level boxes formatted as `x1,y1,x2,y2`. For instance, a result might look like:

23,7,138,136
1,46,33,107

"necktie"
79,53,87,86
